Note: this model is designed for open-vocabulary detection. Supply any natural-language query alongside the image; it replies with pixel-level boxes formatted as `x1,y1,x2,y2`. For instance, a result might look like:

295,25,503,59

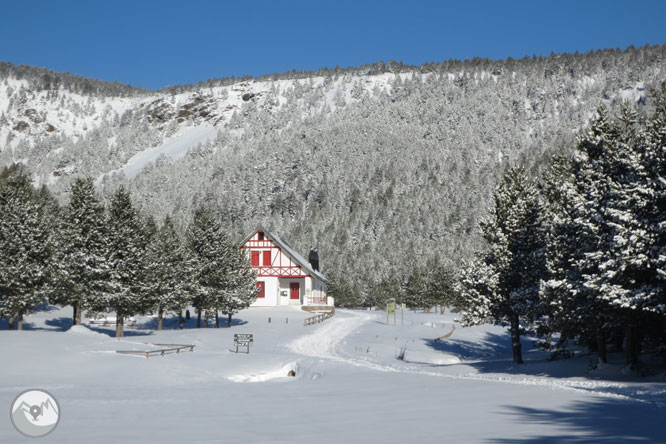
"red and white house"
240,228,332,307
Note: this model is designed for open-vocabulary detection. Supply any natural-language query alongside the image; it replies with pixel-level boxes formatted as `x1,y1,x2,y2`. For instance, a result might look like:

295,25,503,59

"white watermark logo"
10,389,60,438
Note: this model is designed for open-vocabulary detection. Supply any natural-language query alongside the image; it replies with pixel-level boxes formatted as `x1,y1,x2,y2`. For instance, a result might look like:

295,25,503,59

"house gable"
240,227,330,307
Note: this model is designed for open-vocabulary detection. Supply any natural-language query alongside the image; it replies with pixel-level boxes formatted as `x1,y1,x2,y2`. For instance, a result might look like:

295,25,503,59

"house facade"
240,228,332,307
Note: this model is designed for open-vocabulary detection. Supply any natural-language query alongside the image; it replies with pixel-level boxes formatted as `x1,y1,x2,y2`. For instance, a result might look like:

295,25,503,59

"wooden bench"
116,343,195,359
89,318,138,327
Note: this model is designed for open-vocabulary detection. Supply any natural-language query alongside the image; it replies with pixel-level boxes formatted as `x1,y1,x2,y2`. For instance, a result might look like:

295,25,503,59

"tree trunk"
73,304,78,325
203,310,208,328
178,312,184,330
8,315,15,330
157,308,163,331
596,332,607,364
17,310,24,331
227,313,232,328
510,314,523,364
625,324,638,366
197,309,202,328
215,311,220,328
116,313,124,338
74,301,82,325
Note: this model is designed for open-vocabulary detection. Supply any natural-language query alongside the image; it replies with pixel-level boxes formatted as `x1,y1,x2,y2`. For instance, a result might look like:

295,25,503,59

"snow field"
0,305,664,443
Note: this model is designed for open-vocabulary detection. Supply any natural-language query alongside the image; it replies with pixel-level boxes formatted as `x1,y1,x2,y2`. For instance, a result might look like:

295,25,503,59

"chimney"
309,248,319,271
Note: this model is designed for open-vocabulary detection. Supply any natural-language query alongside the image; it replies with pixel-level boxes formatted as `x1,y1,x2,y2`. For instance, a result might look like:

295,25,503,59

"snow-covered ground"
1,305,664,443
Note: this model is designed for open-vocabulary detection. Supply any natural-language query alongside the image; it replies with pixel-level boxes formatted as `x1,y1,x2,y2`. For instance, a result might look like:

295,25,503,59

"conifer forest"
1,44,666,365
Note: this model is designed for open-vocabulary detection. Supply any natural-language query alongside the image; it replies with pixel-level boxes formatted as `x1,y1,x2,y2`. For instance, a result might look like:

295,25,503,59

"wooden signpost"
387,300,396,325
234,334,253,353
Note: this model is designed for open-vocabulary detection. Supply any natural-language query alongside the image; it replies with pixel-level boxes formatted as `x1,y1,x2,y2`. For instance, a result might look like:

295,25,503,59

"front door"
290,282,300,300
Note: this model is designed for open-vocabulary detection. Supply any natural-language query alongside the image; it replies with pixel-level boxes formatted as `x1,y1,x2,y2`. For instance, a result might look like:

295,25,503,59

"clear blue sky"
1,0,664,90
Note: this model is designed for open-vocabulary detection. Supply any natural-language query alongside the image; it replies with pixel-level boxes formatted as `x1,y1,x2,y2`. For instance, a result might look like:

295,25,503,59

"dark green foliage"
187,207,257,327
459,167,548,363
51,177,109,325
144,216,193,330
0,172,54,328
329,273,363,308
104,186,151,336
543,84,666,366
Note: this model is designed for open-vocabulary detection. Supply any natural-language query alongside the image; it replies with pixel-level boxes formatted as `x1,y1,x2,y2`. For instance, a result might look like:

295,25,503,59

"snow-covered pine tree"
187,207,227,328
105,186,151,337
428,263,457,314
0,173,53,330
405,267,430,311
568,105,652,365
187,207,257,327
640,83,666,322
459,167,547,363
52,177,109,325
217,238,258,328
145,216,194,330
543,93,666,365
367,275,403,309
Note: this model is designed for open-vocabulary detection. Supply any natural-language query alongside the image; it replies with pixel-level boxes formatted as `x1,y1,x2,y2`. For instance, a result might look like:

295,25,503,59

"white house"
240,228,332,307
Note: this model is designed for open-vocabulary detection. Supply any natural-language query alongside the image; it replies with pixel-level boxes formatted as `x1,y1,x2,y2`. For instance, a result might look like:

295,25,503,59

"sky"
0,0,665,90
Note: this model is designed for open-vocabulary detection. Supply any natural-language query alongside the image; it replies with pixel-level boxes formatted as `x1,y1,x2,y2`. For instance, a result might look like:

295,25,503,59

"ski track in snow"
288,311,666,404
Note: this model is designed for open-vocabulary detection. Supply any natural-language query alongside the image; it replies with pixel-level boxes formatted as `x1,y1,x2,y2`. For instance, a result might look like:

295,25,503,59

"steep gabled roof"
240,226,329,284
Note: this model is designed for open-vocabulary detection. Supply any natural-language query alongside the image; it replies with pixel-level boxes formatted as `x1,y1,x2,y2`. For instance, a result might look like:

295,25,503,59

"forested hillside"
1,45,665,296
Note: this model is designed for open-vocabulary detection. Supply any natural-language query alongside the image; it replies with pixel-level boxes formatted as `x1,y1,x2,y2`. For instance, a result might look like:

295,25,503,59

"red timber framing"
243,238,311,279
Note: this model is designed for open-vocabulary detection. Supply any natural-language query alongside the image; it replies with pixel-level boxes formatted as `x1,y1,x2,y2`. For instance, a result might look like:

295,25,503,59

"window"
256,281,265,298
251,251,260,266
263,250,271,266
258,231,264,240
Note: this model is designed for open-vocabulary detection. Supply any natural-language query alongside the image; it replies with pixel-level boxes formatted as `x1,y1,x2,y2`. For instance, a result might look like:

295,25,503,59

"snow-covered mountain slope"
1,45,665,283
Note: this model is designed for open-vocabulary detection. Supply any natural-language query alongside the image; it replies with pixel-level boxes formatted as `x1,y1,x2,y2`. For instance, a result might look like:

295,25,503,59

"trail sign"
234,334,253,353
386,301,397,325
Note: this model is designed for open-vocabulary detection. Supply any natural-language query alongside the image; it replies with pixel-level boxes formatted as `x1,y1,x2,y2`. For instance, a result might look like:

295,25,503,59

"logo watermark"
10,389,60,438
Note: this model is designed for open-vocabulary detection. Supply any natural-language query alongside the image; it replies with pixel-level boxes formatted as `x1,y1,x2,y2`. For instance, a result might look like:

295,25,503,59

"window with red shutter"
263,250,271,266
251,251,260,266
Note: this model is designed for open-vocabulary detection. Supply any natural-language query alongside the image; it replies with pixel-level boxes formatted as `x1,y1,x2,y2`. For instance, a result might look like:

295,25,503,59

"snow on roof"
241,227,329,284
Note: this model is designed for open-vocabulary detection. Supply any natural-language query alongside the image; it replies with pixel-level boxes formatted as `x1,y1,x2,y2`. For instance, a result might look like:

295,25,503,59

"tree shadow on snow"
24,317,73,332
422,332,591,378
424,331,513,361
138,315,248,330
488,397,666,443
85,325,154,337
0,317,73,332
29,302,61,313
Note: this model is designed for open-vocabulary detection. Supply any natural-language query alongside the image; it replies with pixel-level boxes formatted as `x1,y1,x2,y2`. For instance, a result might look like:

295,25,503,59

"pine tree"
459,167,547,363
105,186,150,337
145,216,193,330
405,267,431,311
428,263,457,314
52,177,108,325
542,92,666,365
641,83,666,318
0,174,53,330
218,241,258,328
187,207,258,328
